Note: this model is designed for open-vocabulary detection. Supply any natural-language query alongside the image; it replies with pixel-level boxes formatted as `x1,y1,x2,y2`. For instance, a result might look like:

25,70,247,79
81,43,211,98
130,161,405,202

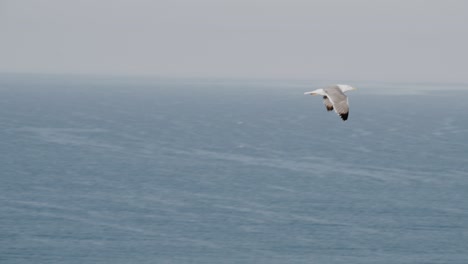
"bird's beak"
304,92,317,96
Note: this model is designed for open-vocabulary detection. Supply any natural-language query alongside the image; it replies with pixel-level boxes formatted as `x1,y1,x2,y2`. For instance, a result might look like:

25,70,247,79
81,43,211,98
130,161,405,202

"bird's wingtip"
339,112,349,121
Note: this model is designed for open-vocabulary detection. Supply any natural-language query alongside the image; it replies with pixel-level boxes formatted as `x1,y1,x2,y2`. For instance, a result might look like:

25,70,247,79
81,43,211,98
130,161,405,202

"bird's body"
304,84,356,121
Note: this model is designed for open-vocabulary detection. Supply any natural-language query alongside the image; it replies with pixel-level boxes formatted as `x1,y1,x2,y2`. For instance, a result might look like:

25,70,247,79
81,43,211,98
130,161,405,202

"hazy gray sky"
1,0,467,82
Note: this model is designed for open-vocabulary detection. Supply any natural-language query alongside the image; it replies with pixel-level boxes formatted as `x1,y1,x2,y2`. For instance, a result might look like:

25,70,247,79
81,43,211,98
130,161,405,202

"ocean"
1,74,467,263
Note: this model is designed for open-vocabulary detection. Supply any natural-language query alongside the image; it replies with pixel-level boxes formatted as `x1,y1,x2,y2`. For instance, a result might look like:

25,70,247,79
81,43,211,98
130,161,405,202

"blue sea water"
1,74,467,263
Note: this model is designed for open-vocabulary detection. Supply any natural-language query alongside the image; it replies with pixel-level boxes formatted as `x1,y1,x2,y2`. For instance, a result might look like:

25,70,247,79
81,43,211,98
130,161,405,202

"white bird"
304,84,357,121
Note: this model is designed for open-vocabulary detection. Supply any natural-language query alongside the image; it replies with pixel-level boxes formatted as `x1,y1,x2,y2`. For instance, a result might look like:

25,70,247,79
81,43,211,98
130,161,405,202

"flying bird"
304,84,357,121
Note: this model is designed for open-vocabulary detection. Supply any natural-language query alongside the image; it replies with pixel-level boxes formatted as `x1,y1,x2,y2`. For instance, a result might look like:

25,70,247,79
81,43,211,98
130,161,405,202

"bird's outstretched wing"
324,87,349,121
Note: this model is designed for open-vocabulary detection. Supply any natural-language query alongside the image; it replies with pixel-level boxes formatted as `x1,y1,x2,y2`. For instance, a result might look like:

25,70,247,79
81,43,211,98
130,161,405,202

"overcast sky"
1,0,467,82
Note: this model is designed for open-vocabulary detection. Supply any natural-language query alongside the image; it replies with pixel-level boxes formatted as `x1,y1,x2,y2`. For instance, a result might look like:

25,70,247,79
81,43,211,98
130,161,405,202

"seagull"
304,84,357,121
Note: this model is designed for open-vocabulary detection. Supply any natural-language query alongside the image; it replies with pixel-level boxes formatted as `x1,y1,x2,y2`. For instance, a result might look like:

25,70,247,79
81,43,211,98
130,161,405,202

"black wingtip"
340,112,349,121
